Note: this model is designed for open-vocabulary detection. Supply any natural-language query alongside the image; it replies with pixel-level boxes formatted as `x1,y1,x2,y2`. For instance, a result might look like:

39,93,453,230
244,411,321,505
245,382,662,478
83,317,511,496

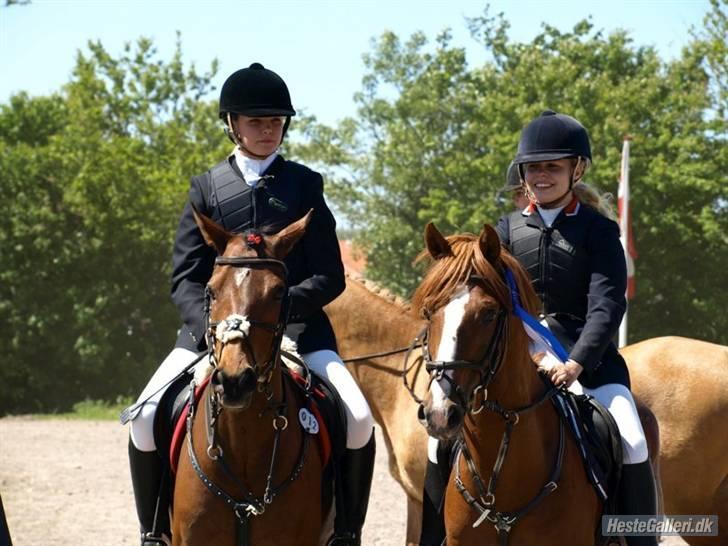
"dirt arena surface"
0,417,689,546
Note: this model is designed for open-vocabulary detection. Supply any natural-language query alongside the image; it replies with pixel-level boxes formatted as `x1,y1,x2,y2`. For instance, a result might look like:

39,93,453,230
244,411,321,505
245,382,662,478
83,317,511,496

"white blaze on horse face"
234,267,251,287
429,287,470,412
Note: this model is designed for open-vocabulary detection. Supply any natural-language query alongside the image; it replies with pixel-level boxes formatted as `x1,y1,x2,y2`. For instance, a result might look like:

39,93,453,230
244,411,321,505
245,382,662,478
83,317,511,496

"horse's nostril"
417,404,427,424
447,405,463,429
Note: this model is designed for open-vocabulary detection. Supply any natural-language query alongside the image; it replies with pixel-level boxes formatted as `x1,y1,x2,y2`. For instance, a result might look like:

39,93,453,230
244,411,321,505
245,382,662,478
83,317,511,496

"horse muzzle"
420,399,465,441
211,367,257,409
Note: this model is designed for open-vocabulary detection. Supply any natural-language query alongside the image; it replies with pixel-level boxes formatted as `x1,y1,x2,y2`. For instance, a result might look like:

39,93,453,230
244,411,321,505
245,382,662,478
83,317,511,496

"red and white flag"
618,137,637,300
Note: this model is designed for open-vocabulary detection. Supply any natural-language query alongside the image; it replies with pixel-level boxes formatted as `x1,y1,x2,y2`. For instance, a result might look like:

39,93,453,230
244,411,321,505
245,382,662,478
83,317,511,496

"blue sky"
0,0,711,126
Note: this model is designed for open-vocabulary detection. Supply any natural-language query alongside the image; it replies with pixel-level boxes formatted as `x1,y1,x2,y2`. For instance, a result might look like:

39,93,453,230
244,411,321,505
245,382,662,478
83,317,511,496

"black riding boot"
619,460,658,546
328,432,376,546
128,439,171,546
419,448,450,546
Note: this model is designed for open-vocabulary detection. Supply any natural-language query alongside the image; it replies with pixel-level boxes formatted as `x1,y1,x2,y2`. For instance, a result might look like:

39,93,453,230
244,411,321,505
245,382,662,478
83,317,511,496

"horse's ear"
270,209,313,259
424,222,453,260
478,224,501,264
193,208,232,254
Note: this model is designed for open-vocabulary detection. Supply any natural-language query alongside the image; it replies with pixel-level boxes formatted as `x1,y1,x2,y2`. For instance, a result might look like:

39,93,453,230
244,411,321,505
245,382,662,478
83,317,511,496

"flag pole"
618,136,632,348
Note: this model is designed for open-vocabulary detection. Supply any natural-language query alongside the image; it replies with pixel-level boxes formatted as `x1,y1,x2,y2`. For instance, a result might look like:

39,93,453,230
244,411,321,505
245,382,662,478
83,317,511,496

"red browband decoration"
246,232,263,246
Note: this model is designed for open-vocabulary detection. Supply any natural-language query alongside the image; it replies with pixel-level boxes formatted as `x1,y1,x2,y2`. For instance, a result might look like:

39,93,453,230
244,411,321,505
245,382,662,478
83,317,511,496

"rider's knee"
346,407,374,450
130,403,158,452
622,435,649,465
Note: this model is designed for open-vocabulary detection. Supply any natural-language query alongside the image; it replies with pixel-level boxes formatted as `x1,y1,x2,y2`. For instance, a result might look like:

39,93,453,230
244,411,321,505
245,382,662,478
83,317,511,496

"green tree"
292,3,727,344
0,37,228,413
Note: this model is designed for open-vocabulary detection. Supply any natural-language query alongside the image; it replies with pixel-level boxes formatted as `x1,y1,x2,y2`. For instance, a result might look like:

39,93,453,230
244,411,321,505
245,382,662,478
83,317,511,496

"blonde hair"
573,181,617,221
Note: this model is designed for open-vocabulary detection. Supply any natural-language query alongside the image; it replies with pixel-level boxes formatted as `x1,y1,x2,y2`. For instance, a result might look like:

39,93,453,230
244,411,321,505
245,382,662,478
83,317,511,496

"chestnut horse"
172,211,330,545
414,223,600,544
624,337,728,545
326,226,728,545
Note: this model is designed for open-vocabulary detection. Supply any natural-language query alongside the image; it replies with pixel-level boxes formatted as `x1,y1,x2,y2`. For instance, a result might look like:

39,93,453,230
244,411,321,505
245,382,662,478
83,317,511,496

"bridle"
205,255,291,391
419,274,510,414
186,253,312,546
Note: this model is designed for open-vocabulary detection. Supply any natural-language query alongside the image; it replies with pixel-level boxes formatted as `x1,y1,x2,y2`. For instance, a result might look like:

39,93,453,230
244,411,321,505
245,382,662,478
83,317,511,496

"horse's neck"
487,325,545,409
464,321,559,492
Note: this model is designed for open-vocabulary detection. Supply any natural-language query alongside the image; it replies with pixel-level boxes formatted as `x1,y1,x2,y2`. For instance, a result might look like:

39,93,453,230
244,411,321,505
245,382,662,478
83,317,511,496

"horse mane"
411,233,540,318
345,272,411,311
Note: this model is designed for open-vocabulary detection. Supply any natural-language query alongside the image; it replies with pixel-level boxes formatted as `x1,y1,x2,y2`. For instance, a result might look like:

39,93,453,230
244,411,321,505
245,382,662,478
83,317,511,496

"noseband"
205,256,290,389
421,274,510,413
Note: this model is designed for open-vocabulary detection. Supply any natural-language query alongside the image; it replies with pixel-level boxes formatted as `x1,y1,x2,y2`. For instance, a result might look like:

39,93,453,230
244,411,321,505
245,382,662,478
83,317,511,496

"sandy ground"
0,417,688,546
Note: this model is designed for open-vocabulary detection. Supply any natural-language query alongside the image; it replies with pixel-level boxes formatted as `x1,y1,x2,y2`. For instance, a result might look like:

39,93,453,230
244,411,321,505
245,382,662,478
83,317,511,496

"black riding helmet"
219,62,296,118
514,110,591,164
219,63,296,147
515,110,592,198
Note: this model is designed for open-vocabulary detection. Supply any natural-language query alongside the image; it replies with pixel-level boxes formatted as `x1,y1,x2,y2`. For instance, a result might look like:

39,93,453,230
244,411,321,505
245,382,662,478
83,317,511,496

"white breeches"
568,381,649,464
302,349,374,450
129,348,374,452
130,347,199,452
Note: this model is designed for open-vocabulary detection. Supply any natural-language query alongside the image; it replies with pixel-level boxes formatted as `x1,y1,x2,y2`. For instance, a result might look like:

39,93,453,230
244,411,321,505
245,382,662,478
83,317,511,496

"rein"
186,254,312,546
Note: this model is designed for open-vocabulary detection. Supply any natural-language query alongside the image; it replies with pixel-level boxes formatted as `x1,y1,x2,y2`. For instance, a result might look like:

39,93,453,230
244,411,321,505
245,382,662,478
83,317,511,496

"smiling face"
523,158,575,208
233,115,285,157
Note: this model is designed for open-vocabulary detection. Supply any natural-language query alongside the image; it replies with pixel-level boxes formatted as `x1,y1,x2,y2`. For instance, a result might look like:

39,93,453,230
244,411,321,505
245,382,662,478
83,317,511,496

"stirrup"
326,532,360,546
141,532,171,546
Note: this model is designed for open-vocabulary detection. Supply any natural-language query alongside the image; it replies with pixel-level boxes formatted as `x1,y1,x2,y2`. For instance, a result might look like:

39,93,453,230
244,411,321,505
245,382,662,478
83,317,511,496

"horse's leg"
405,494,423,546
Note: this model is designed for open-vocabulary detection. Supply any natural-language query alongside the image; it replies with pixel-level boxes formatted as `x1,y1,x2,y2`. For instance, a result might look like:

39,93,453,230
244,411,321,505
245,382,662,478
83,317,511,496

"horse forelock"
412,234,507,315
412,233,541,317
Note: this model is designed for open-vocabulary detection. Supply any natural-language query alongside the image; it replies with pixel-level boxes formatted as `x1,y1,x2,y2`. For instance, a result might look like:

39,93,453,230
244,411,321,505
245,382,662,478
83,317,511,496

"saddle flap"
156,375,210,475
554,391,623,511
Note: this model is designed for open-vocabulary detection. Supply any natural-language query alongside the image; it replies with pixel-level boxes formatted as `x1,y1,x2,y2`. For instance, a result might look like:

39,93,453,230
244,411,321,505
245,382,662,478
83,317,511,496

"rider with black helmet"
127,63,375,546
496,110,657,546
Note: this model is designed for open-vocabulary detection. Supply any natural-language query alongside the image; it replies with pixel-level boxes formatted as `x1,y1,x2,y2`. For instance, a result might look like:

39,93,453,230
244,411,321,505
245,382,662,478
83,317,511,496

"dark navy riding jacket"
171,154,345,355
496,198,630,388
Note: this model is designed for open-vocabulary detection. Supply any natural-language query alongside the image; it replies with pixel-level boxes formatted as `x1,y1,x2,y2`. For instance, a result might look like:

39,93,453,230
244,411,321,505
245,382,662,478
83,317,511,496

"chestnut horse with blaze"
413,223,600,545
172,210,330,546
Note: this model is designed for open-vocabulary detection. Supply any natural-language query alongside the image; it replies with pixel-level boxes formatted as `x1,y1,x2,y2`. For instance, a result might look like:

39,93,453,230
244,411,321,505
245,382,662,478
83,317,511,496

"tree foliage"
292,2,727,345
0,37,228,413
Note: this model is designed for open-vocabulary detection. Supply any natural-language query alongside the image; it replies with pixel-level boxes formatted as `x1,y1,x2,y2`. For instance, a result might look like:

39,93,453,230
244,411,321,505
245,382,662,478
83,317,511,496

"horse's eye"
273,287,286,301
480,309,498,323
206,286,217,301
